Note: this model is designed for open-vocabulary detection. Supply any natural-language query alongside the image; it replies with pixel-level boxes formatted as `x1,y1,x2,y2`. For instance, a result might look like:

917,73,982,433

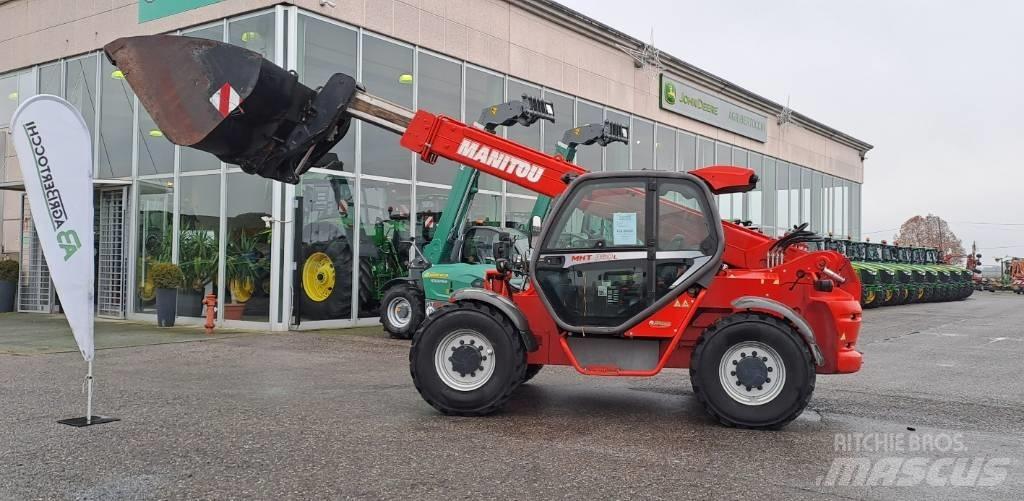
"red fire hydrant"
202,293,217,335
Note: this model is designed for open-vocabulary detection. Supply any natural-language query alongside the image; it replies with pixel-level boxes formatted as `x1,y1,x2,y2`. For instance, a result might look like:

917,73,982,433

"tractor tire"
882,288,898,306
381,283,425,340
863,289,879,309
690,312,815,429
358,257,377,317
410,302,526,416
522,364,544,384
299,239,353,320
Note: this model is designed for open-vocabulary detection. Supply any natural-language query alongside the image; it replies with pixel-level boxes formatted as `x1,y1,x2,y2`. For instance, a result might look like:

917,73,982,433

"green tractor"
297,176,441,319
379,101,629,339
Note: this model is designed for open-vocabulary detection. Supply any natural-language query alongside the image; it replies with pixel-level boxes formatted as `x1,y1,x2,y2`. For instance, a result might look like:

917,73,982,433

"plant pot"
155,287,177,327
177,289,205,317
223,302,246,321
0,280,16,313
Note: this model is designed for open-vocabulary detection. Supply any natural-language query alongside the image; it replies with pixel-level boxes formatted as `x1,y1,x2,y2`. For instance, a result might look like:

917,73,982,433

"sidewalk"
0,312,389,356
0,312,256,355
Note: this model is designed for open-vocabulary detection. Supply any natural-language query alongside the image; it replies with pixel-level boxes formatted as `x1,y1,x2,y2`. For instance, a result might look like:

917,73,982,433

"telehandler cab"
105,34,863,428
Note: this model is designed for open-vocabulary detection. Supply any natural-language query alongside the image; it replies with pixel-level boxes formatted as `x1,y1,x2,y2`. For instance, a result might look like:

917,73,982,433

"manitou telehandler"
105,34,863,428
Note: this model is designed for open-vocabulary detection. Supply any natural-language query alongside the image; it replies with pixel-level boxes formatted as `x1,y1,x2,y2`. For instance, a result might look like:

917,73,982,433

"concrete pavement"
0,294,1022,499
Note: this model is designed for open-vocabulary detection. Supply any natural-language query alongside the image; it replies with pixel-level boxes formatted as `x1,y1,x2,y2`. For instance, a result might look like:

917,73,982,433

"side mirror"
492,232,512,260
531,215,543,235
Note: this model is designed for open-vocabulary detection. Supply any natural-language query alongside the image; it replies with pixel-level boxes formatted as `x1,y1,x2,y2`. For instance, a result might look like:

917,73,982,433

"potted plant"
151,262,183,327
178,226,218,317
224,230,269,320
0,259,18,313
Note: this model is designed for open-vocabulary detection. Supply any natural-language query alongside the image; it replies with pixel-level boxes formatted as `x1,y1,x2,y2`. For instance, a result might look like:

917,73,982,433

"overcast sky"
559,0,1024,260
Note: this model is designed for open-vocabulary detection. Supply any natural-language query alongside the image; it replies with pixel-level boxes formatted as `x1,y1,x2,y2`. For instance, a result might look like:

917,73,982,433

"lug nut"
767,367,773,372
730,371,736,376
765,378,771,383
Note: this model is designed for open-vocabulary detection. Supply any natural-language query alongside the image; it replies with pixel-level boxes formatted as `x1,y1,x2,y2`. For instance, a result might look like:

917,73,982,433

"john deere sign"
139,0,223,23
660,75,768,143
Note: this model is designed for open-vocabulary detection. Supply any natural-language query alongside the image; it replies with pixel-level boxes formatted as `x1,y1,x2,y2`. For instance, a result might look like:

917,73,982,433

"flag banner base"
57,416,120,427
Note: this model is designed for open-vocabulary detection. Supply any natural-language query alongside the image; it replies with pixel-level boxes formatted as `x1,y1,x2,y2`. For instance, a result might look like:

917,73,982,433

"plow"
104,33,864,428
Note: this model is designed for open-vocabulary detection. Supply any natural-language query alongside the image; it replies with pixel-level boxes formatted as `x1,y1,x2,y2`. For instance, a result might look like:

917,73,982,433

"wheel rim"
718,341,787,406
302,252,335,302
884,289,893,302
434,329,496,392
866,290,876,304
386,296,413,329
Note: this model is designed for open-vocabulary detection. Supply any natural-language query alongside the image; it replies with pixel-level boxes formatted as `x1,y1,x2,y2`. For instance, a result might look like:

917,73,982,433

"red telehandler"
105,35,862,428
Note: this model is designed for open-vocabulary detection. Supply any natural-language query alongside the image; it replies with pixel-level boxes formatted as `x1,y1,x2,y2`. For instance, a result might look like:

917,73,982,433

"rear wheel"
410,302,526,416
690,312,815,429
299,239,353,320
381,283,425,339
863,289,878,308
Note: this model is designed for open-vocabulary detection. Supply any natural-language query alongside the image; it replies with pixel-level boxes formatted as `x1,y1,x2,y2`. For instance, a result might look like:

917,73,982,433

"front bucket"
104,35,357,183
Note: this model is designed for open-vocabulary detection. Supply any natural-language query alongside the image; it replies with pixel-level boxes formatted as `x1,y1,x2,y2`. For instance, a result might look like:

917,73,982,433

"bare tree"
894,214,966,264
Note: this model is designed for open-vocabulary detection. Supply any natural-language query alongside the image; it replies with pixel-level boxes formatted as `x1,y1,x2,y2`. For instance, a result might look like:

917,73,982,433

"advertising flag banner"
11,95,95,362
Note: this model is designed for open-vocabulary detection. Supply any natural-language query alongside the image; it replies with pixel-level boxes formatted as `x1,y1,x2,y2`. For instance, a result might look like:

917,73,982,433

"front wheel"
410,302,526,416
690,313,815,429
381,284,424,339
522,364,544,383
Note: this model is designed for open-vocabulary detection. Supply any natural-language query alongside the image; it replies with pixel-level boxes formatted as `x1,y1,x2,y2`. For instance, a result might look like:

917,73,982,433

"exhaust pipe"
103,35,358,184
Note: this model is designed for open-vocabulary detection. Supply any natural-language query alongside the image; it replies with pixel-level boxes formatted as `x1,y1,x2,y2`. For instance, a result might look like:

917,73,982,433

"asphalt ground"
1,293,1022,500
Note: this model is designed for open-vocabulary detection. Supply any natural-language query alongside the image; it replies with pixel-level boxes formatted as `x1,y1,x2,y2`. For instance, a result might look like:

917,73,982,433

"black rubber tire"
299,239,353,320
410,302,526,416
690,312,815,429
522,364,544,384
358,257,377,317
381,283,425,340
882,288,900,306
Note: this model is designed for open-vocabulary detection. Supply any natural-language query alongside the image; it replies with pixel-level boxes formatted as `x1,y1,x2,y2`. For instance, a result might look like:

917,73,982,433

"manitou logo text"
456,139,545,183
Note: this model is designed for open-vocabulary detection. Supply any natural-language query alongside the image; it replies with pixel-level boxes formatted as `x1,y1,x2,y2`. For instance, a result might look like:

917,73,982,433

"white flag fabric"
12,95,95,362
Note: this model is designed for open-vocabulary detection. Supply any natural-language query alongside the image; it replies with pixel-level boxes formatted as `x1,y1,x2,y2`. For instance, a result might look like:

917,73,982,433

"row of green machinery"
819,239,974,308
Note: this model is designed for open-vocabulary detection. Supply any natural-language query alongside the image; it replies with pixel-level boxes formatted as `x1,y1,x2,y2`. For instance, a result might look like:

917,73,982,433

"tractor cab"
532,171,721,333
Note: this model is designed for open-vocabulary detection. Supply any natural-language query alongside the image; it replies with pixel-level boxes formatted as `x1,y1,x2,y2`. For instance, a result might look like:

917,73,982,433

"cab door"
531,172,722,335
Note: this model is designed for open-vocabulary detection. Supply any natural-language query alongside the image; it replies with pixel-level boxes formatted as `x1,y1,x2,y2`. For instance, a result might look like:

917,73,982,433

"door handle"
541,255,564,267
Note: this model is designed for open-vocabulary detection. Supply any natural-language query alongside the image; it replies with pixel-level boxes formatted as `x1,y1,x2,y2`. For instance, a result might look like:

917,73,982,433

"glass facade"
0,6,863,328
